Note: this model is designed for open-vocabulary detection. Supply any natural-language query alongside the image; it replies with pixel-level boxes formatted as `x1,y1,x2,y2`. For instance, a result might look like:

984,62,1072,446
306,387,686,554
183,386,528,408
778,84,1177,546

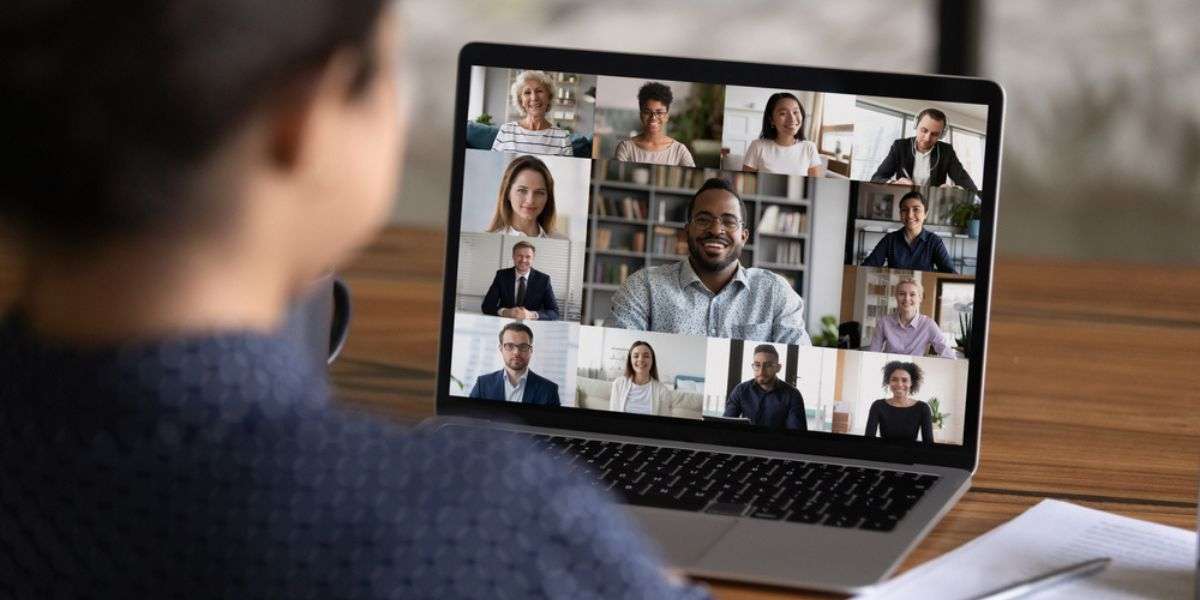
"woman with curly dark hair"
613,81,695,166
864,361,935,443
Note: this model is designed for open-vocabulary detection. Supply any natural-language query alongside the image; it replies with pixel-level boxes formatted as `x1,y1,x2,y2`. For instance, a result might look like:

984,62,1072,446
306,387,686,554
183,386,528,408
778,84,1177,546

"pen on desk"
965,557,1111,600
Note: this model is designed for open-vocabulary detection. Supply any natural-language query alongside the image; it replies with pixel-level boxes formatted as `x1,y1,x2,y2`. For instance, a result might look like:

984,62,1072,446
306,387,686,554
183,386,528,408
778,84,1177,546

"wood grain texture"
2,226,1197,600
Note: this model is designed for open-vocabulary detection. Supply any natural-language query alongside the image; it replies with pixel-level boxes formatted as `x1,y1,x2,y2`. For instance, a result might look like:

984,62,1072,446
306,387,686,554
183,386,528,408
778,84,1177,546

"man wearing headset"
869,108,978,194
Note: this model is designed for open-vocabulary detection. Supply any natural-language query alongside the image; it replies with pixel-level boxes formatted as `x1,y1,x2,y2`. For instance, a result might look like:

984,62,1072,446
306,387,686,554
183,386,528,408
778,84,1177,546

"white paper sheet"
856,499,1195,600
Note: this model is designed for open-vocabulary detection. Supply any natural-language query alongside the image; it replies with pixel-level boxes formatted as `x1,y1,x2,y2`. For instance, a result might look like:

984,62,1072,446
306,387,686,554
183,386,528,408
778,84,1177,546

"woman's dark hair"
759,92,806,141
0,0,387,249
899,190,927,210
637,82,673,111
882,361,924,394
624,341,659,381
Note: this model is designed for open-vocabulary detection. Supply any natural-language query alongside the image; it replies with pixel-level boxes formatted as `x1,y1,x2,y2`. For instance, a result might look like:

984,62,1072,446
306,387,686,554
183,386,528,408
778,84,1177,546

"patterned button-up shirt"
611,259,811,345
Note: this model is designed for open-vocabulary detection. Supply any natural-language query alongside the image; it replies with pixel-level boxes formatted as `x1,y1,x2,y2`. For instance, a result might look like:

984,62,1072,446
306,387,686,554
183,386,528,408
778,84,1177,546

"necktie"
516,276,526,306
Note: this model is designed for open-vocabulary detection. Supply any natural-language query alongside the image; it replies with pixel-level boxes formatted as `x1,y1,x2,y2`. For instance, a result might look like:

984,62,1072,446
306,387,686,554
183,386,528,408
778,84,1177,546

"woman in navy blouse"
861,190,957,273
0,3,706,598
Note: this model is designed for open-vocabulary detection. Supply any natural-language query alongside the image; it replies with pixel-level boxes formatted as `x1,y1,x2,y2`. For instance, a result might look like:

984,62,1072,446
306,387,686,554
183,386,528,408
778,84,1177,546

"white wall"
839,351,969,444
449,313,579,407
459,150,591,243
807,177,851,335
577,326,708,386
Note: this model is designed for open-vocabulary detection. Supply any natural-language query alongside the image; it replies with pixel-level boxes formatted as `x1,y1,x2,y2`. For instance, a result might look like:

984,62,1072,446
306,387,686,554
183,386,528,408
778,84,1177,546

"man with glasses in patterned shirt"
469,322,561,405
612,178,810,344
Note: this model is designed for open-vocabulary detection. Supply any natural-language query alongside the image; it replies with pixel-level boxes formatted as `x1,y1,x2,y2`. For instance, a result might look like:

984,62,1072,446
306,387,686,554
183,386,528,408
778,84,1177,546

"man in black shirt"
723,344,807,430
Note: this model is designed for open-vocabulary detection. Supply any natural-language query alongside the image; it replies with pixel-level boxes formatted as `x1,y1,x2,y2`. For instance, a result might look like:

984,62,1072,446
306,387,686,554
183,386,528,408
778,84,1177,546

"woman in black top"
865,361,935,443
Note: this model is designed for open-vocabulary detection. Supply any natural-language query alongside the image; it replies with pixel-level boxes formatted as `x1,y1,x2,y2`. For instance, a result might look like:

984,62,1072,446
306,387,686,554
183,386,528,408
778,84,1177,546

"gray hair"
509,70,556,116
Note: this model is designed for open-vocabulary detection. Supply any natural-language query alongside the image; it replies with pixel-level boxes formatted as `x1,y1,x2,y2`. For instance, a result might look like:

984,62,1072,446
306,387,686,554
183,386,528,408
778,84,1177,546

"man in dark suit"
481,241,560,321
723,344,806,430
869,108,978,194
469,322,560,406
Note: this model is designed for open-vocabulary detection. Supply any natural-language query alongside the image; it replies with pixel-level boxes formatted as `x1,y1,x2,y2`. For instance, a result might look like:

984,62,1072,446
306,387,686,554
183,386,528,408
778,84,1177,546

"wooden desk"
4,227,1198,598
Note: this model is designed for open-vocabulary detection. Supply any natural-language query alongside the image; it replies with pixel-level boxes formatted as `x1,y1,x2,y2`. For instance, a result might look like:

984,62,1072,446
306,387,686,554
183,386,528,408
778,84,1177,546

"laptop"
434,42,1003,593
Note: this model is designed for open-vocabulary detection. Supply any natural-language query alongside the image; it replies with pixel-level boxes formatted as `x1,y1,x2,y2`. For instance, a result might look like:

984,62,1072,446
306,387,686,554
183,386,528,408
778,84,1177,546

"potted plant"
955,309,973,355
672,84,724,167
927,397,950,432
810,315,840,347
949,201,981,239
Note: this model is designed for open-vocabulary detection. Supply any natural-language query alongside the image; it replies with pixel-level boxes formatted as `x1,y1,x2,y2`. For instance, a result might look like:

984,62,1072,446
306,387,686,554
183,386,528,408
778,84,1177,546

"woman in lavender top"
866,278,956,358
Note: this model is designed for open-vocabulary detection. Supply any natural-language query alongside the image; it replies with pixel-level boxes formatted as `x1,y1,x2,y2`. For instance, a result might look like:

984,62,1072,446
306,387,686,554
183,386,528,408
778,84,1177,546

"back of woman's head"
0,0,386,249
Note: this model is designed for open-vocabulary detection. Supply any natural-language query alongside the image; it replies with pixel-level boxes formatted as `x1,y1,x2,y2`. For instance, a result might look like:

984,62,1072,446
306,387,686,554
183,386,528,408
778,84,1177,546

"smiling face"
640,99,669,136
507,168,548,225
914,114,945,152
888,369,912,399
518,80,550,119
895,281,922,315
686,188,748,273
899,196,927,234
511,246,534,273
771,97,803,141
630,344,654,379
751,352,780,386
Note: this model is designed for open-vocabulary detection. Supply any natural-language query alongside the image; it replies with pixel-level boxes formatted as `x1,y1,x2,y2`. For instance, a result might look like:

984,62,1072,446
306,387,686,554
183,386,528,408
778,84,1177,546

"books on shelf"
593,261,632,285
773,240,805,264
651,226,686,256
594,227,612,250
594,195,648,220
631,231,646,253
759,205,808,235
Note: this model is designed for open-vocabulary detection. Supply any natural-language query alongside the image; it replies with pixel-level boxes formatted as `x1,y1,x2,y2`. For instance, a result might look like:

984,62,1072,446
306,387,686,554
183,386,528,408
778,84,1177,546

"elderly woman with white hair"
491,70,574,156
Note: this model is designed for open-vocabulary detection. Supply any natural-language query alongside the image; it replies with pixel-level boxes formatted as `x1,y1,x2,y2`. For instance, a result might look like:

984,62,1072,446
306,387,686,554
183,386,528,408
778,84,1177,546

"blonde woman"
491,70,573,156
485,154,566,238
609,341,674,416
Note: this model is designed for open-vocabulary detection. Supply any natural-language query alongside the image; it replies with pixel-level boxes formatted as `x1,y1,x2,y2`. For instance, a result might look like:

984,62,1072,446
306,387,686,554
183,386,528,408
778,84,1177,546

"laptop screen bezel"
436,42,1004,472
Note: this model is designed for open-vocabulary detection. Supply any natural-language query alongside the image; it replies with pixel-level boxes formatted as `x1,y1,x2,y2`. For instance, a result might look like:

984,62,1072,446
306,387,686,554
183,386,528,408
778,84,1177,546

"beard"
687,232,741,273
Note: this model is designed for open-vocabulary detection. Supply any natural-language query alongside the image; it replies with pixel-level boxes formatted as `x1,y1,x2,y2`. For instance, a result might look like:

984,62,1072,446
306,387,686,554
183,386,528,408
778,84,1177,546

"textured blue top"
861,228,957,273
0,313,709,599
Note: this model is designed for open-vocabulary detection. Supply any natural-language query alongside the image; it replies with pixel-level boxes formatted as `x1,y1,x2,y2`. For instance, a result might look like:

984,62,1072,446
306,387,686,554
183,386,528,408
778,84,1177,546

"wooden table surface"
4,226,1199,598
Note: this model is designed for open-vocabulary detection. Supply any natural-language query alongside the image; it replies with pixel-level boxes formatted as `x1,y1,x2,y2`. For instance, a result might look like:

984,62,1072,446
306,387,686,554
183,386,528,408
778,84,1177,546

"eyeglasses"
690,213,743,231
640,109,669,120
500,343,533,354
751,362,778,370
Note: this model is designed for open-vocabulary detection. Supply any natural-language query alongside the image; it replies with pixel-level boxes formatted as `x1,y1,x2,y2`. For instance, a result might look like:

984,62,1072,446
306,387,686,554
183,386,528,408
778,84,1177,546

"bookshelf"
583,160,816,326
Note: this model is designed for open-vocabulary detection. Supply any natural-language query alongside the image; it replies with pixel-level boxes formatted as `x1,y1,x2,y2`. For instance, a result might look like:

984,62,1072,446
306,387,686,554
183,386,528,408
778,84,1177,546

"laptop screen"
445,55,993,449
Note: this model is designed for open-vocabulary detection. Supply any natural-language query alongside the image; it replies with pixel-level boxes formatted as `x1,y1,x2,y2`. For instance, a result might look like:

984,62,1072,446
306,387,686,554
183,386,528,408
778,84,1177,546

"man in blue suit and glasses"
470,322,561,405
481,240,560,321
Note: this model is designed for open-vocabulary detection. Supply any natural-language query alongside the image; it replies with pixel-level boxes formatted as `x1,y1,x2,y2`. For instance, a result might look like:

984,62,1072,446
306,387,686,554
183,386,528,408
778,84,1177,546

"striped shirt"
611,258,811,345
491,121,574,156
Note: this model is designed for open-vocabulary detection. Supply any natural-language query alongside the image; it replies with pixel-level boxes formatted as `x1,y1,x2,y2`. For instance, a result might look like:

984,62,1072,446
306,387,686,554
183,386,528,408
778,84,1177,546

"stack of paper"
856,499,1195,599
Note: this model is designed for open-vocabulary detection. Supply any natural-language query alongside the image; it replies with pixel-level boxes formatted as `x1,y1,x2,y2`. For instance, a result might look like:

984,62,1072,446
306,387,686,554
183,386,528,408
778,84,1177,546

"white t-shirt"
490,122,573,156
913,146,933,185
624,381,653,415
613,139,696,167
743,139,822,175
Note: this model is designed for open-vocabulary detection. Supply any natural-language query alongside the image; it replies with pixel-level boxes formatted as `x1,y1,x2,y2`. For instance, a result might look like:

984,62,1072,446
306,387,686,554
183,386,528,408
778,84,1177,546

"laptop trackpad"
626,507,738,566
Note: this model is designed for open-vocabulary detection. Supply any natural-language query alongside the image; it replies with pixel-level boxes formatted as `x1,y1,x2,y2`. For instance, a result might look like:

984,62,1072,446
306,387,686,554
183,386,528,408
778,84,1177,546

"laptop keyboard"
527,434,937,532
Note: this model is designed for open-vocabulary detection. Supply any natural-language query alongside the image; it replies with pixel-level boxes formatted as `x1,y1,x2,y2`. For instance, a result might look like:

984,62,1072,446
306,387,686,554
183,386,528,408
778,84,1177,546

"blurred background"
392,0,1200,263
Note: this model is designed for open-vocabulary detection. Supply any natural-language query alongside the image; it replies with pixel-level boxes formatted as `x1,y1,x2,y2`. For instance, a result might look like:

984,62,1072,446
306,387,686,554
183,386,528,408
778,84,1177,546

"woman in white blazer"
609,341,674,416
